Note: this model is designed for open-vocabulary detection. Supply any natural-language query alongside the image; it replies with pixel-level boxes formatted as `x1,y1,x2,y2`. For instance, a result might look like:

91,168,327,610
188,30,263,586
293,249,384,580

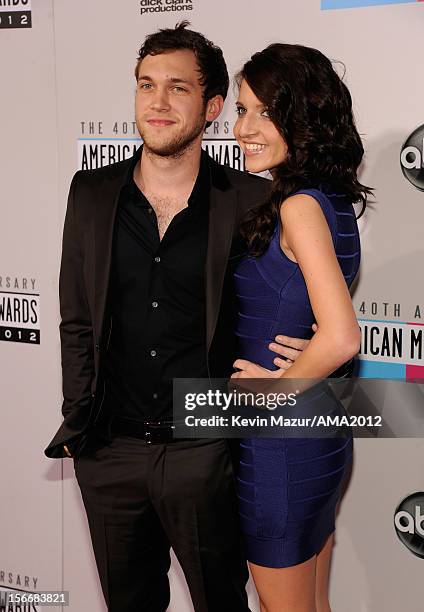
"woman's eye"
261,109,270,118
235,106,246,115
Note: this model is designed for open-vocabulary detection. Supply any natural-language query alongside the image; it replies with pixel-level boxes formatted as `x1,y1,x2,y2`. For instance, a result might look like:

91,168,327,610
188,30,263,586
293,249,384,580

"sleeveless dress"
234,188,359,568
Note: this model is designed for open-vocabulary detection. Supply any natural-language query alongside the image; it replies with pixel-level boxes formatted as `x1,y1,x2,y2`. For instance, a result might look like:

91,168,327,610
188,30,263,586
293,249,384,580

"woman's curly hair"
237,43,372,256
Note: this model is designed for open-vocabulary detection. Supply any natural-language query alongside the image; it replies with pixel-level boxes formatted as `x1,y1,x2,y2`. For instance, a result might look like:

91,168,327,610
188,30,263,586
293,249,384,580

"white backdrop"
1,0,424,610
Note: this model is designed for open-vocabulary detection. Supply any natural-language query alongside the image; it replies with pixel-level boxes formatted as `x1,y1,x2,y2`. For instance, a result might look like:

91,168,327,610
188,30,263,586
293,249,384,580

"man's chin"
139,121,205,159
145,143,187,158
143,138,198,159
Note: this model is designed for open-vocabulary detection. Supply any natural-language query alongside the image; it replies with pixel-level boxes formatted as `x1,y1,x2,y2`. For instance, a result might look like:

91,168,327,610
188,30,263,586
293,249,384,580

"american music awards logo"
356,301,424,381
0,275,40,345
322,0,422,9
0,0,31,29
77,120,245,171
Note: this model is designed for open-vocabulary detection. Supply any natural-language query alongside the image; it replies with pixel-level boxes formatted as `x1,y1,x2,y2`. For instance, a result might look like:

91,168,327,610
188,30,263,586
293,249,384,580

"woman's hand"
268,325,317,369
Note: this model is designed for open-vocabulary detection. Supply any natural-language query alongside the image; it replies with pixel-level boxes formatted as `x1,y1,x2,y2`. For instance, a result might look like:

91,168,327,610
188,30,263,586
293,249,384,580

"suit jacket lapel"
206,163,237,353
93,155,137,340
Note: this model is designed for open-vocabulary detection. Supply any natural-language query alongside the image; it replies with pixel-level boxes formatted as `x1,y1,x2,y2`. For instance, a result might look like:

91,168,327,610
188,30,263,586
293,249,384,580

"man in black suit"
44,23,313,612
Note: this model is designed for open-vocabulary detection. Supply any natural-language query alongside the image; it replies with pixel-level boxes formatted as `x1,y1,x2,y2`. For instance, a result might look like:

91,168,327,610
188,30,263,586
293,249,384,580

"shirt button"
154,256,161,263
150,349,157,357
153,393,158,400
152,301,158,308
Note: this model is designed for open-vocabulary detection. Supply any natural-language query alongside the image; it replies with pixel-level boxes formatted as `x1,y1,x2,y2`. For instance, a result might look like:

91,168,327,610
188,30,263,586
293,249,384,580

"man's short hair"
135,21,229,102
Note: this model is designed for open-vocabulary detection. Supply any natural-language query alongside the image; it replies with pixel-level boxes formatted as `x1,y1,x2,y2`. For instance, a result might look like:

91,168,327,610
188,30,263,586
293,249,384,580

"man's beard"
138,112,206,159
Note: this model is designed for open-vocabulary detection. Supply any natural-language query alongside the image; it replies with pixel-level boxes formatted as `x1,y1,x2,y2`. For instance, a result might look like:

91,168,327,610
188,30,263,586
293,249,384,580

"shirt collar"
123,145,211,210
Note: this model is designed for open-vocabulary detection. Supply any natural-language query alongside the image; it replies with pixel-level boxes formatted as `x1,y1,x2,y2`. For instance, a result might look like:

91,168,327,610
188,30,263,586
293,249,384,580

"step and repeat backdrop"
1,0,424,610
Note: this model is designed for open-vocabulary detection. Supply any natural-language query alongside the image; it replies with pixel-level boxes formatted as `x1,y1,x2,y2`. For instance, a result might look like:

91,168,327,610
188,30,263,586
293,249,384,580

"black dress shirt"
103,151,210,422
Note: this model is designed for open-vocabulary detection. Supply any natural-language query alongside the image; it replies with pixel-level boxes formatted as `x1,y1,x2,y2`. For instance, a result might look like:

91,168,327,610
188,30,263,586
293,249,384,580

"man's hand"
231,324,319,380
231,360,282,379
268,324,317,369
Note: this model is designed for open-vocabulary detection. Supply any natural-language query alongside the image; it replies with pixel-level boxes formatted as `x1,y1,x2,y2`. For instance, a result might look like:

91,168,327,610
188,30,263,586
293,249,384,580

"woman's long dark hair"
238,43,372,256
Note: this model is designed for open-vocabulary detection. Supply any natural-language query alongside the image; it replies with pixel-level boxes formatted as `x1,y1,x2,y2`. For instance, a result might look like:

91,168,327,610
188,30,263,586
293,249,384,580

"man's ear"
205,95,224,123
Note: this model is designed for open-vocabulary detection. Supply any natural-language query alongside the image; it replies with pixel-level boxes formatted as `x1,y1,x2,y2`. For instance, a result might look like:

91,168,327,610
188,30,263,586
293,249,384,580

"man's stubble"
137,107,207,160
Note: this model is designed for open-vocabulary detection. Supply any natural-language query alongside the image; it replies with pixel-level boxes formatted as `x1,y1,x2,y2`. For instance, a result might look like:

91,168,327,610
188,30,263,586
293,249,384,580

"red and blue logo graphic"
322,0,422,9
357,319,424,381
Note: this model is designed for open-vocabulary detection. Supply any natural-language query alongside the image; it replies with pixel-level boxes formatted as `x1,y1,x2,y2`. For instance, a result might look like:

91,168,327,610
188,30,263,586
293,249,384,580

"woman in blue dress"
231,44,371,611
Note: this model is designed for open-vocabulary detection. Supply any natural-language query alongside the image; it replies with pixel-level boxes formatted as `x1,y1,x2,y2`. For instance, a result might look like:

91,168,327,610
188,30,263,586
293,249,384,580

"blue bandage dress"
234,188,359,568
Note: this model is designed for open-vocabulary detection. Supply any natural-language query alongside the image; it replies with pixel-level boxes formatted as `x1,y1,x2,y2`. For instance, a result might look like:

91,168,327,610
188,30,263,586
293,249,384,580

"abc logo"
400,124,424,192
394,492,424,559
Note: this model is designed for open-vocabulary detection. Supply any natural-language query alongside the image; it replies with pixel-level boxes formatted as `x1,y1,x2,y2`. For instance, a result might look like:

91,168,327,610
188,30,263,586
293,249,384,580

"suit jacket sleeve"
59,171,95,419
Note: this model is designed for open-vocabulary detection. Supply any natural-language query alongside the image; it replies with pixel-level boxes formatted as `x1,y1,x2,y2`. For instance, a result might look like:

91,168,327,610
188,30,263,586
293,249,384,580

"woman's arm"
232,193,360,381
276,193,360,378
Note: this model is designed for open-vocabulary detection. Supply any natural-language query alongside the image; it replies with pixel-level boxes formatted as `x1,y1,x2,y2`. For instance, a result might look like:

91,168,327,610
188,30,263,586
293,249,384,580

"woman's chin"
244,158,268,174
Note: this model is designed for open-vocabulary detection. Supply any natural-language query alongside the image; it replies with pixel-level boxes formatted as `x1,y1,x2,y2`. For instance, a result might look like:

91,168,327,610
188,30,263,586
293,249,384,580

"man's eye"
173,86,187,93
139,83,152,90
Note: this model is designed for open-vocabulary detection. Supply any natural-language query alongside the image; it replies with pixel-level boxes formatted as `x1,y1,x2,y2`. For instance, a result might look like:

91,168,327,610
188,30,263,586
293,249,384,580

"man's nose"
150,87,171,111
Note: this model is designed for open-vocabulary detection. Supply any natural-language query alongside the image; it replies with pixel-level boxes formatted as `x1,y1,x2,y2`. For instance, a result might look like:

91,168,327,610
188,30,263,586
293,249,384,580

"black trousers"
73,435,250,612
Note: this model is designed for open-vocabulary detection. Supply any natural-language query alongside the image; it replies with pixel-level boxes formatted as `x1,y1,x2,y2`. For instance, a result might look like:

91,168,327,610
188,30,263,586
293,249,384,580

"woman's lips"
243,143,267,156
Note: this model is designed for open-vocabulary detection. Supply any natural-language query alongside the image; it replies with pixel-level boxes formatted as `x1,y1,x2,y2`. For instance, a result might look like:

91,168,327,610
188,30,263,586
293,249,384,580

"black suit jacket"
44,149,270,458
